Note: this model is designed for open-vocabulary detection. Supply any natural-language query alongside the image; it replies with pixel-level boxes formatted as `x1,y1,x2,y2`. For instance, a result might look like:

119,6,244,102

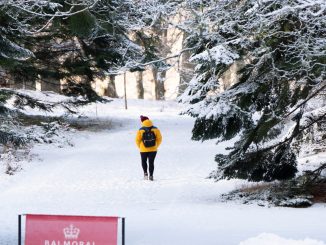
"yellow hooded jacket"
135,119,162,152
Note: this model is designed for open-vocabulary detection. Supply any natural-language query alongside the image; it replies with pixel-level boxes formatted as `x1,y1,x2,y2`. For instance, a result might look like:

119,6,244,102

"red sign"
25,214,118,245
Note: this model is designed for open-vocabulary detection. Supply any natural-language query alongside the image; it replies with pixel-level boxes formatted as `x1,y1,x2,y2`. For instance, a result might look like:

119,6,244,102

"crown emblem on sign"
63,224,80,239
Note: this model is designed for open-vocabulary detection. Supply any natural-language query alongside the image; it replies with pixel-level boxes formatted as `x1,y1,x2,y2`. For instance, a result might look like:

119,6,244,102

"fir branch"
254,111,326,155
284,82,326,119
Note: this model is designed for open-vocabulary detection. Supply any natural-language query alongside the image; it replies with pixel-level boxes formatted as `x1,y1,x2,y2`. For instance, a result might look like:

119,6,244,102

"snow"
190,45,239,65
240,233,325,245
0,97,326,244
4,89,92,119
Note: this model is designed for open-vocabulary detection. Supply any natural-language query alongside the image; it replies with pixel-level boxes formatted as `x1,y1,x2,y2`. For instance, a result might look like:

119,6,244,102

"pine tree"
0,0,181,150
0,0,174,99
180,0,326,181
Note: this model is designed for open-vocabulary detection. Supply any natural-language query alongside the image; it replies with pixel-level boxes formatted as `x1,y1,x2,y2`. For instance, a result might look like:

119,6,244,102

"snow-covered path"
1,99,325,245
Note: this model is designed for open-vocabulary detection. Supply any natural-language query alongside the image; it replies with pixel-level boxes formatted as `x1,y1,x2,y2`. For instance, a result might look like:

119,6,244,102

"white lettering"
43,240,96,245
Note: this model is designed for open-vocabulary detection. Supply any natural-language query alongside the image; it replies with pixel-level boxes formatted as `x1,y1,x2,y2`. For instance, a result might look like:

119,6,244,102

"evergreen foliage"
0,0,173,98
180,0,326,181
0,0,179,154
0,88,99,148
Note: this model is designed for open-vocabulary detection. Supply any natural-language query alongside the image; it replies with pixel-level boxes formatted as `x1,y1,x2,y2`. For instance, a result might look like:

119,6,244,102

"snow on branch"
190,45,239,65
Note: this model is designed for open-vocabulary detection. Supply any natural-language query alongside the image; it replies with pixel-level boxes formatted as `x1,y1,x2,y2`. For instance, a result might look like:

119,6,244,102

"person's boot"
144,173,148,180
149,175,154,181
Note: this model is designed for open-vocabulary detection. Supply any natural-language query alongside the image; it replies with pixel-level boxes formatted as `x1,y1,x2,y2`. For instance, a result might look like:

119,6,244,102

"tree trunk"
152,28,168,100
178,32,195,95
105,75,118,98
153,68,166,100
136,71,144,99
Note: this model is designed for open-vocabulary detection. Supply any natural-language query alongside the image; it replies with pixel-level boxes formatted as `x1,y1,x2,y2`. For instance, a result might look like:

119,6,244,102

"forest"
0,0,325,208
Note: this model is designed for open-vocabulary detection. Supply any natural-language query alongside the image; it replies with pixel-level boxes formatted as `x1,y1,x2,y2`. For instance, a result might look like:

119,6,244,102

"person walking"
135,115,162,181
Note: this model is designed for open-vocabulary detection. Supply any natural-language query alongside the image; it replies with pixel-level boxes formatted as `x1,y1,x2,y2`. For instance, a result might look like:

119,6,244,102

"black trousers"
140,151,157,176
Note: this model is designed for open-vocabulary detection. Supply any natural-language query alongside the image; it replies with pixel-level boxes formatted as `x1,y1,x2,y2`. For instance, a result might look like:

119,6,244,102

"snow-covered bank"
1,98,325,245
240,233,325,245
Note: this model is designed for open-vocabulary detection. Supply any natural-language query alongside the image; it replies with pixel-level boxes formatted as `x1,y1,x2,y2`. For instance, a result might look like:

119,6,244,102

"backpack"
142,127,156,147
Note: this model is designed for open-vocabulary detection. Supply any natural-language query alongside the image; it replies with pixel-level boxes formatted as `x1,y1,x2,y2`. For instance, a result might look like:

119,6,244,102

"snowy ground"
0,98,326,245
